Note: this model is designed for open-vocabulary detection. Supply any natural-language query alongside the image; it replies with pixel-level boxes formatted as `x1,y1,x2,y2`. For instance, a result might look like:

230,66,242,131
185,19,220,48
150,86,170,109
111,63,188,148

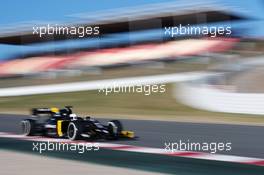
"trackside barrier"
0,72,210,97
175,83,264,115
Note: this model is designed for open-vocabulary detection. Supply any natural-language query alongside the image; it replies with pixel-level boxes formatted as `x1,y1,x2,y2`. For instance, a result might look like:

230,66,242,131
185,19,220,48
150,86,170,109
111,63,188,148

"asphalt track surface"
1,114,264,159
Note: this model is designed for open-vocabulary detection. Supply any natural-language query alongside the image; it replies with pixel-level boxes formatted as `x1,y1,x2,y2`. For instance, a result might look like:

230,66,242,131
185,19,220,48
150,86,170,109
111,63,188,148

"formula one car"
21,106,134,140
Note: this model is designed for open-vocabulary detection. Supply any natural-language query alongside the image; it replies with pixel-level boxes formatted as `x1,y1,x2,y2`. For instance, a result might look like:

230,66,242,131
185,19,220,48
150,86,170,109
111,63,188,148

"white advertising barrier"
0,72,210,97
175,83,264,115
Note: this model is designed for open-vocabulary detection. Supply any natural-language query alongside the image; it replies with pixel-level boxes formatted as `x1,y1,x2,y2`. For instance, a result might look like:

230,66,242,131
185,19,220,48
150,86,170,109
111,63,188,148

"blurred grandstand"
0,38,238,77
0,1,253,80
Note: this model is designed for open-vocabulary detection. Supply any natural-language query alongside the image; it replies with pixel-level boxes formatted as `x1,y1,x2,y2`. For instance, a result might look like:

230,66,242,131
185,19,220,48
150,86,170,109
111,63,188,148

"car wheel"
108,120,123,139
21,119,35,136
67,122,82,140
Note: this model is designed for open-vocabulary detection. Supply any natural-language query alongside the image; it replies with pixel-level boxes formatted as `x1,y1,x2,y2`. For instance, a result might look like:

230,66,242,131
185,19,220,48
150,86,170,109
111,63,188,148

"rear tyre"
21,119,35,136
67,122,83,140
108,120,123,139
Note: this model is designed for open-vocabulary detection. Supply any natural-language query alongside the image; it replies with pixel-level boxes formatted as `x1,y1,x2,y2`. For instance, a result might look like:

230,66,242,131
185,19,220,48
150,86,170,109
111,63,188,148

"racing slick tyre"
21,119,36,136
108,120,123,139
67,121,83,140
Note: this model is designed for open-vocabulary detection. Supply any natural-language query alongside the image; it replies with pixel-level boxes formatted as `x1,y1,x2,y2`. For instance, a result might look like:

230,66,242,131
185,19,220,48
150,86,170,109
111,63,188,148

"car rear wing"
31,108,53,115
31,106,73,115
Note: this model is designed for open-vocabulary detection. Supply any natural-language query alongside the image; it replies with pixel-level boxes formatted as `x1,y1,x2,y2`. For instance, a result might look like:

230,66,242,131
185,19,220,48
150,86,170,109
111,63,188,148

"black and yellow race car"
21,106,134,140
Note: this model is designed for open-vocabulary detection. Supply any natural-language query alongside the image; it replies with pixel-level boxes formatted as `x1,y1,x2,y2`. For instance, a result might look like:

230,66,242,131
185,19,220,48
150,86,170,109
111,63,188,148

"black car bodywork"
21,106,134,140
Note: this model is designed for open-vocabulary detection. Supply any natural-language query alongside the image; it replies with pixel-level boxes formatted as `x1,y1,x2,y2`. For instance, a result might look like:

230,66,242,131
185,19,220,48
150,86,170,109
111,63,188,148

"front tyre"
21,119,35,136
108,120,123,139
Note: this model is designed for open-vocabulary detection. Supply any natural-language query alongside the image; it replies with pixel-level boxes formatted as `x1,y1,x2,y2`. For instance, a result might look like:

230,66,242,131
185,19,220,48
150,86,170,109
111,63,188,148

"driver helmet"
69,113,78,119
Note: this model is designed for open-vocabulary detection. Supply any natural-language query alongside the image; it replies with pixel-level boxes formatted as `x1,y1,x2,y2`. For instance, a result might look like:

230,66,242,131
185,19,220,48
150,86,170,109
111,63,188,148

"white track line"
0,132,263,166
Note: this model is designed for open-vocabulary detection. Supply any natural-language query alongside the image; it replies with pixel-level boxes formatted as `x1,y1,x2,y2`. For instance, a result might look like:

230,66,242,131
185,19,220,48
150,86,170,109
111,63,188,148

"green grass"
0,83,264,125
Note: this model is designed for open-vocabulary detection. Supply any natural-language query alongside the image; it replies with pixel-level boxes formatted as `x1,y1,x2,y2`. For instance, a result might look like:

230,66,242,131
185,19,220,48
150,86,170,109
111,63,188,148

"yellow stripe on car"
57,120,63,137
